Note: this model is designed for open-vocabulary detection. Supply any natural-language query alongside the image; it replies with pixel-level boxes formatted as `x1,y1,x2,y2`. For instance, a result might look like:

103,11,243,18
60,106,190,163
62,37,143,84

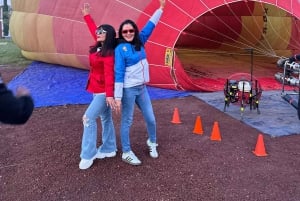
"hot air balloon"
9,0,300,91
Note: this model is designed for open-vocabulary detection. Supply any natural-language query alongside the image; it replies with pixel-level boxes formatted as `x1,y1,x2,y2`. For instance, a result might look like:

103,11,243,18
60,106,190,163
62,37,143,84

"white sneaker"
147,139,158,158
79,155,96,170
122,151,142,165
96,151,117,159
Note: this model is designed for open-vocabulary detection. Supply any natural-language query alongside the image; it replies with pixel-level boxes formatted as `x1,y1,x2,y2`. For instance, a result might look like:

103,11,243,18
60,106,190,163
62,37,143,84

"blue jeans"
120,85,156,153
80,94,116,159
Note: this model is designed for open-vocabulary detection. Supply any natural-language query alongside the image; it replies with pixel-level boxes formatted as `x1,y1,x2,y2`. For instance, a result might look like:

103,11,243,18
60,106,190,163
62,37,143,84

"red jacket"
84,15,114,97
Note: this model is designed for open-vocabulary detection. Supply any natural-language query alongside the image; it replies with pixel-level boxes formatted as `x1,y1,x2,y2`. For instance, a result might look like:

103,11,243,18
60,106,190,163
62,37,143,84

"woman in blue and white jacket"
114,0,166,166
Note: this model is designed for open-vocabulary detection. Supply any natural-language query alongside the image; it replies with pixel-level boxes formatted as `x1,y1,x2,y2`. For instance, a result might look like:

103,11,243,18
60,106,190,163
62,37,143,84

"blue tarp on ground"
191,91,300,137
7,61,300,137
7,61,190,108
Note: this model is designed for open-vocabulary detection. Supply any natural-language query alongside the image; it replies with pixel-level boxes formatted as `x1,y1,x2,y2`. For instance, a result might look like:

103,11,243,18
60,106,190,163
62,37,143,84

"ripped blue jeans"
80,93,116,160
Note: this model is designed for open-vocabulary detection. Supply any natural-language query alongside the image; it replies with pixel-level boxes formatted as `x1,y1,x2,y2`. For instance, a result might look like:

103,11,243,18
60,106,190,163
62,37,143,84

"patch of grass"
0,38,32,67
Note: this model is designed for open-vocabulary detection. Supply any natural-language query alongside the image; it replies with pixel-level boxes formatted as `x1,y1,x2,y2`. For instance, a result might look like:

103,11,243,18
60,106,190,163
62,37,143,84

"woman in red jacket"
79,3,117,170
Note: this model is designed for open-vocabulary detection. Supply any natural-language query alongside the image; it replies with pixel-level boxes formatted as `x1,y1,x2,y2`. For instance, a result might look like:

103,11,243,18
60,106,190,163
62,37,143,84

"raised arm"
139,0,166,44
82,3,97,41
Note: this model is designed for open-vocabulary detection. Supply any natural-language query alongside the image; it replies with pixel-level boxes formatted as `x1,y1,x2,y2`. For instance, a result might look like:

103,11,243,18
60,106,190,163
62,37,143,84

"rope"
168,0,275,57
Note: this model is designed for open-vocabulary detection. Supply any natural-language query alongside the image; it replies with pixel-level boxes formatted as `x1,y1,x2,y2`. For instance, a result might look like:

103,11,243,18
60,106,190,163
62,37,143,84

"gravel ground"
1,67,300,201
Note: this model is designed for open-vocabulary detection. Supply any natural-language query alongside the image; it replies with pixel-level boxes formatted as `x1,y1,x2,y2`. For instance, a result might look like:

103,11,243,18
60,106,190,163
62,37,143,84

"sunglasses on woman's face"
95,28,107,35
122,29,135,34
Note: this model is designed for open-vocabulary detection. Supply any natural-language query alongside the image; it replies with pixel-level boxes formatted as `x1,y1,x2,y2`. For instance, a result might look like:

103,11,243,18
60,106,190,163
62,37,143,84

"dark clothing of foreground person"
0,74,34,124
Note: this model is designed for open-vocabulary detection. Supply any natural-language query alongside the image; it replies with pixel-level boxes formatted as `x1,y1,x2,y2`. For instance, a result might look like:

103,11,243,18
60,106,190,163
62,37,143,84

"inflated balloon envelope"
9,0,300,91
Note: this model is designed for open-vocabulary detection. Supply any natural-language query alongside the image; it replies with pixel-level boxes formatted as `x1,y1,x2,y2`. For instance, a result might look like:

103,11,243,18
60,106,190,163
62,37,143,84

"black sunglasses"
122,29,135,34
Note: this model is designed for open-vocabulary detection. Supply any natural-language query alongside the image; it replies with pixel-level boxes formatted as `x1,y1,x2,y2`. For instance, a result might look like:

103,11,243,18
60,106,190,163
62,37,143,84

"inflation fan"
223,49,262,120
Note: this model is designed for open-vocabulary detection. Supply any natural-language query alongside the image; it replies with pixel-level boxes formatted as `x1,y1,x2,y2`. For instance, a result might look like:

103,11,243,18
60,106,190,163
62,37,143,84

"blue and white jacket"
114,8,163,100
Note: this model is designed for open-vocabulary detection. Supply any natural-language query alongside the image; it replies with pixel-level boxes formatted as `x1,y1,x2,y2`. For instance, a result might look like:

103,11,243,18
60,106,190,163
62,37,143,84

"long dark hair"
89,24,116,56
117,19,143,51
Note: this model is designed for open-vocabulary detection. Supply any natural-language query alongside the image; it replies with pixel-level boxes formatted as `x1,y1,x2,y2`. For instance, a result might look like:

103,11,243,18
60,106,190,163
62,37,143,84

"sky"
0,0,11,6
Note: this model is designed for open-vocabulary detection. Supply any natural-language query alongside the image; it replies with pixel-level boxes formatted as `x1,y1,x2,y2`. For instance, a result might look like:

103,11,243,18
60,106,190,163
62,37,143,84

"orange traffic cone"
210,121,221,141
253,134,268,156
193,116,203,135
171,107,182,124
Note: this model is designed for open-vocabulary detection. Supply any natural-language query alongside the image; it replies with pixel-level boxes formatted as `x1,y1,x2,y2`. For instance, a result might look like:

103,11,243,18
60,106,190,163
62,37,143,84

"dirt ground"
1,66,300,201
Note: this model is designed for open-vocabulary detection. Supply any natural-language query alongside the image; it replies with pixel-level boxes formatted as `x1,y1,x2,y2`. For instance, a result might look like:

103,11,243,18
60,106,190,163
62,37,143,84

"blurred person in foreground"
0,73,34,124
